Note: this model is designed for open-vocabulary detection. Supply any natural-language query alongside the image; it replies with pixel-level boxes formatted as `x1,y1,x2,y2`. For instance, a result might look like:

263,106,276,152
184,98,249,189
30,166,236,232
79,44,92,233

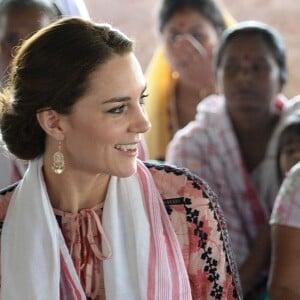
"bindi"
178,20,186,28
177,8,187,28
242,54,250,61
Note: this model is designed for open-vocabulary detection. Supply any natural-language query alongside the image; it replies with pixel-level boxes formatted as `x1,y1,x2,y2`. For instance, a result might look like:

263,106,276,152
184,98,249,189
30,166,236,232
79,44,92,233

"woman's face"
58,53,150,178
217,33,281,120
162,7,219,80
279,133,300,176
0,6,52,83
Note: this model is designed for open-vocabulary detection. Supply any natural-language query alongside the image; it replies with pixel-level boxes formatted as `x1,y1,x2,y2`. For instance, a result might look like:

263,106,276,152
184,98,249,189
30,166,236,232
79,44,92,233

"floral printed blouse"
0,162,241,299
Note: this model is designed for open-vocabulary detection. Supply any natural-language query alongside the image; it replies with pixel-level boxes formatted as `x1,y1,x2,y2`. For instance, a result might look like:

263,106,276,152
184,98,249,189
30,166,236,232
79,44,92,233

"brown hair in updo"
0,17,133,160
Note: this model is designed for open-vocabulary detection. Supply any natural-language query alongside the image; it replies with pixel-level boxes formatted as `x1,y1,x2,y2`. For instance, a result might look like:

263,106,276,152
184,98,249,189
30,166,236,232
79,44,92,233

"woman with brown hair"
0,17,241,299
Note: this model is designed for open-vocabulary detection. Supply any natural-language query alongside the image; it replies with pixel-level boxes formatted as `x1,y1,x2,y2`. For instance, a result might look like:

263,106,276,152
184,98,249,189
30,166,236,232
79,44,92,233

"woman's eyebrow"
103,86,147,104
103,96,130,104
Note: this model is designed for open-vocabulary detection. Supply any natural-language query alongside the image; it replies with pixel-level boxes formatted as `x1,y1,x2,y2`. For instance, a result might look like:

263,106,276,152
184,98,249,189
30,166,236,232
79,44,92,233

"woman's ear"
36,110,64,140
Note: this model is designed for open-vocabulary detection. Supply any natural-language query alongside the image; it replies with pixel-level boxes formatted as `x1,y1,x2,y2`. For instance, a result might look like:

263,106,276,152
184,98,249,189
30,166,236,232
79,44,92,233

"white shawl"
1,157,192,299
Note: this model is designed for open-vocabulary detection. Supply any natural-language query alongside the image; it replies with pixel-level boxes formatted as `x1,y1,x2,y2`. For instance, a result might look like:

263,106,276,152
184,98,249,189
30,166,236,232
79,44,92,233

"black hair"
158,0,226,35
215,20,287,88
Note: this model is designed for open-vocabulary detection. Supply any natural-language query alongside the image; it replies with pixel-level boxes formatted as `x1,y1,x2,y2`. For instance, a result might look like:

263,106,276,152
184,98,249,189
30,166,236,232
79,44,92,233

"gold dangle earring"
51,141,65,174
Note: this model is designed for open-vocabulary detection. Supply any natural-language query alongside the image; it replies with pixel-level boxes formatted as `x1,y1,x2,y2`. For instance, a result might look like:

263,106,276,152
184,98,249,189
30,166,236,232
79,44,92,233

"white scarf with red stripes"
1,157,192,299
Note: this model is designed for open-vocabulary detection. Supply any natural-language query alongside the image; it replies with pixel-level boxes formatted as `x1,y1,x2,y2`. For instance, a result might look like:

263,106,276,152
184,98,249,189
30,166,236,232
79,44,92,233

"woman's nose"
131,107,151,134
237,66,253,82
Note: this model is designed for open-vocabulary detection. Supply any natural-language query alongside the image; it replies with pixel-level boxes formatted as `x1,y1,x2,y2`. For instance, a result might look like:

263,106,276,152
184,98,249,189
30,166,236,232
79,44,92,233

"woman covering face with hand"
145,0,234,161
0,18,241,300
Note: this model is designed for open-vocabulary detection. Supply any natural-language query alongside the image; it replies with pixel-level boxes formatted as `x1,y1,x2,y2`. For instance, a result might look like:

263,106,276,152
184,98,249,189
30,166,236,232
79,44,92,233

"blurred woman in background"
145,0,234,160
166,21,300,299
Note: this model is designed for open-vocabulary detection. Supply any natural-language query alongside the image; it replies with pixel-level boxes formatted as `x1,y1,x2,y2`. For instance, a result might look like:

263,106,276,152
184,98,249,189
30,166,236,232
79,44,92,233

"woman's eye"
108,104,126,114
282,146,296,155
253,64,269,73
169,32,181,43
192,32,204,42
224,64,239,73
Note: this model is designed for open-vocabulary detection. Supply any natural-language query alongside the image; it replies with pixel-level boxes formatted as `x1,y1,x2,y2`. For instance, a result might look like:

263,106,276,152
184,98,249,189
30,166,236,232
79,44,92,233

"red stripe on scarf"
137,161,192,300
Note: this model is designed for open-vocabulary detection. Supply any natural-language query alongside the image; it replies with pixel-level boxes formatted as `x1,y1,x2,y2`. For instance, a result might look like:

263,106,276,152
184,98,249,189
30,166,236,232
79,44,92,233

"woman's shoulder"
195,94,225,116
144,161,226,223
144,161,231,236
145,161,216,199
144,162,241,298
0,182,18,222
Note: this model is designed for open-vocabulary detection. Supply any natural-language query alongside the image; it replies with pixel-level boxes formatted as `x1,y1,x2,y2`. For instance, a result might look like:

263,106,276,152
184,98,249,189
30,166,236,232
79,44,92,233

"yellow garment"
145,9,235,160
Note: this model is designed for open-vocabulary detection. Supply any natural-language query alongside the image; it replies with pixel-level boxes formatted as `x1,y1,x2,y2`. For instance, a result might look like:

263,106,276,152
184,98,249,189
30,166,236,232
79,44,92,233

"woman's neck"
230,111,280,172
42,159,110,213
230,109,279,135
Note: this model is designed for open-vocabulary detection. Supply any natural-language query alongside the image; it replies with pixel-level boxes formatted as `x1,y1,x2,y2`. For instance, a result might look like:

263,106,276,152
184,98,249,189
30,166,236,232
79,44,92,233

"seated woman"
0,0,62,188
0,0,62,86
0,17,241,299
268,105,300,299
166,20,300,299
144,0,234,161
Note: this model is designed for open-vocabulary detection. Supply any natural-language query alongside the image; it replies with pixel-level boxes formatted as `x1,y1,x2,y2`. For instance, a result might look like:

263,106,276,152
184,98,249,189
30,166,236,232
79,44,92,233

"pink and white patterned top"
166,94,289,268
270,161,300,228
0,162,241,299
